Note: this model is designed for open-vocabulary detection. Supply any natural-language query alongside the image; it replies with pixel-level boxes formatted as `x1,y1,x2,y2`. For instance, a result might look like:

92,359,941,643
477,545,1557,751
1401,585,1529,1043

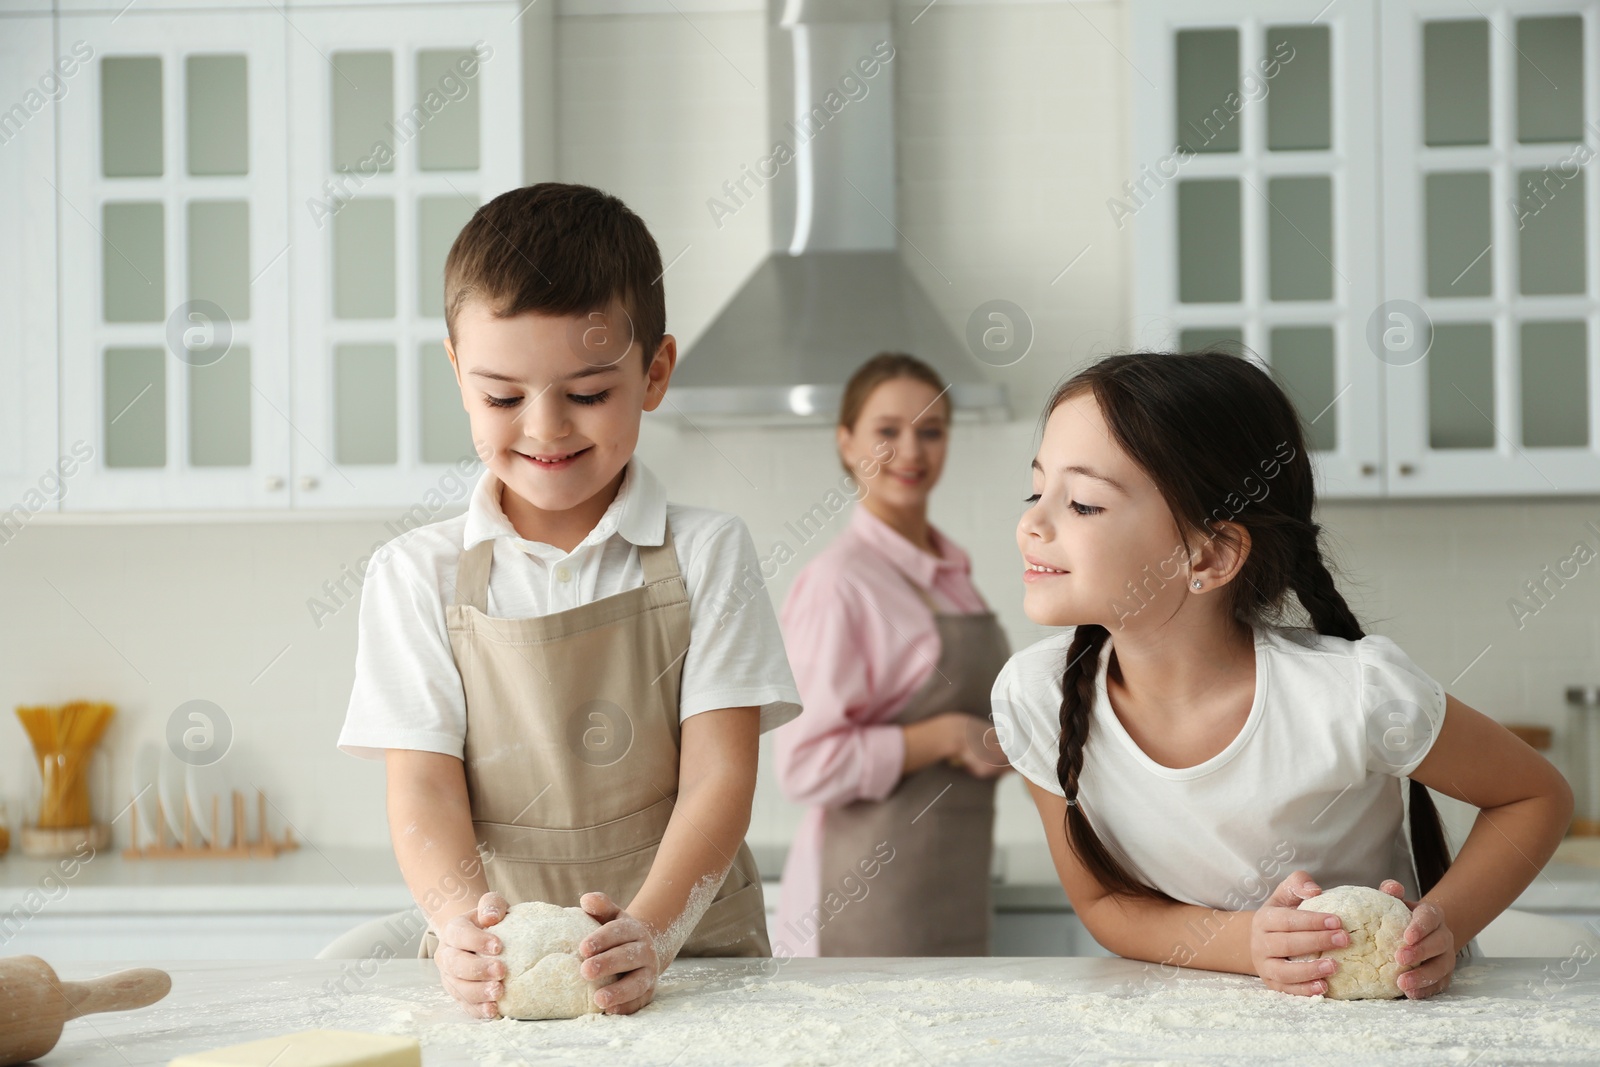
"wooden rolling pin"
0,955,171,1065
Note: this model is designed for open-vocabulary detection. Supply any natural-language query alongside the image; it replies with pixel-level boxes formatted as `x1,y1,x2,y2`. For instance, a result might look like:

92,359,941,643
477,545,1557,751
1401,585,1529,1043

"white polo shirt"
338,458,802,760
991,625,1448,905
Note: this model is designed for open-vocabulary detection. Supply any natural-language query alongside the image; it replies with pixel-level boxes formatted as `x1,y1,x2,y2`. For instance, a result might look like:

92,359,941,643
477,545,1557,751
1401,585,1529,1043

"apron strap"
455,540,494,613
638,520,681,586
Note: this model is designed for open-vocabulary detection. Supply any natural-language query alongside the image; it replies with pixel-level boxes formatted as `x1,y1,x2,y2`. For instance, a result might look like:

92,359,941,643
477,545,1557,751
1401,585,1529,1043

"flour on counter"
279,962,1600,1066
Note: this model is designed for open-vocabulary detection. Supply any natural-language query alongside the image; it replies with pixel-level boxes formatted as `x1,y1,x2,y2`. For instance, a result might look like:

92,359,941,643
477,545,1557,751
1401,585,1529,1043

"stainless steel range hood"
664,0,1009,423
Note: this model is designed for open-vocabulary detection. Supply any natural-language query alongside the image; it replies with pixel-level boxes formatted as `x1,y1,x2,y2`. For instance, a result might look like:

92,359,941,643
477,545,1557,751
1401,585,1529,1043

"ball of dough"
492,901,616,1020
1291,884,1417,1000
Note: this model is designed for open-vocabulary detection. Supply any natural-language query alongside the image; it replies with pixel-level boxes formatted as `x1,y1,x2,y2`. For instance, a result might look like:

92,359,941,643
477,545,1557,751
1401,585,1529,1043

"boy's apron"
817,571,1011,956
418,520,770,959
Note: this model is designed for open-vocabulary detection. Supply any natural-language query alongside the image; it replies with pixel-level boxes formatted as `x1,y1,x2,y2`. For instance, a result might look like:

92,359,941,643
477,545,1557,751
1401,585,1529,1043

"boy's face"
445,298,674,516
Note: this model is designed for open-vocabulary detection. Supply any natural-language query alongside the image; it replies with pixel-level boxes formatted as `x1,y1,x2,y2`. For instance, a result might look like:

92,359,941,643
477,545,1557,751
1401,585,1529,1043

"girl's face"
837,377,950,511
446,298,672,515
1018,392,1194,631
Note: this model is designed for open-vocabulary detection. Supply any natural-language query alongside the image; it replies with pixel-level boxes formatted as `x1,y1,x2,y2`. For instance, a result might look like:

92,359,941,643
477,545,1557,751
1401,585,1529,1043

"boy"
338,183,801,1017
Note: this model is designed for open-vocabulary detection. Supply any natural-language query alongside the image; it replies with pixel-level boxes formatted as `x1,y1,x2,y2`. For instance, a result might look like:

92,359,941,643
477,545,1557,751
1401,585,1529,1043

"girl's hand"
1250,870,1351,996
435,891,510,1019
578,891,663,1015
1378,878,1455,999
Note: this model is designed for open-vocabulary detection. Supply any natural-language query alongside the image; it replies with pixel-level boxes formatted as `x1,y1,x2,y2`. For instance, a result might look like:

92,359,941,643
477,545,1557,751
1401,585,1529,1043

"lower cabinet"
992,911,1114,958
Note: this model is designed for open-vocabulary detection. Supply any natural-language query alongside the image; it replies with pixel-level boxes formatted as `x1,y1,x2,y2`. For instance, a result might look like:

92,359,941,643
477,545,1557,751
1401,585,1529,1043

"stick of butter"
168,1030,421,1067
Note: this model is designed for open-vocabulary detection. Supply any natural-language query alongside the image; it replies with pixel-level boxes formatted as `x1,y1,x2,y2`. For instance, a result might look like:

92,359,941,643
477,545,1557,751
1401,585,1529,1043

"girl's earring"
1191,579,1203,590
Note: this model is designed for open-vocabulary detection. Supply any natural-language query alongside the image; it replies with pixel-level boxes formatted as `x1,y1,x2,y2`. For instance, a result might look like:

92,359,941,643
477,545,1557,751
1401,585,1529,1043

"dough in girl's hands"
494,901,616,1019
1290,884,1417,1000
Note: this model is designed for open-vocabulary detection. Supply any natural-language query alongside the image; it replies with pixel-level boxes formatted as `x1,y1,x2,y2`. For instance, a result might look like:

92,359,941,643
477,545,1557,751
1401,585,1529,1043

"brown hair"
443,182,665,371
1044,350,1453,900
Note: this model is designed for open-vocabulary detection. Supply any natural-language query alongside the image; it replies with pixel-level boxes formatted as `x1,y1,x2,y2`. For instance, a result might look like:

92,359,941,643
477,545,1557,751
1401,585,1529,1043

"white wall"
2,1,1597,858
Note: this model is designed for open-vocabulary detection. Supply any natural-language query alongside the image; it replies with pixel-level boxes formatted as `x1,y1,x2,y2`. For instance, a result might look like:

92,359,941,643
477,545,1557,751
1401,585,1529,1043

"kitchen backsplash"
2,1,1597,856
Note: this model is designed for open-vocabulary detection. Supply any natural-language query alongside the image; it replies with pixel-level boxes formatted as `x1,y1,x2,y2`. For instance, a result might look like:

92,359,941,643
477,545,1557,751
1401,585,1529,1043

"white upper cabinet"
1133,0,1600,498
47,1,524,512
1131,0,1384,500
1381,1,1600,495
0,16,62,524
286,5,521,509
57,8,293,510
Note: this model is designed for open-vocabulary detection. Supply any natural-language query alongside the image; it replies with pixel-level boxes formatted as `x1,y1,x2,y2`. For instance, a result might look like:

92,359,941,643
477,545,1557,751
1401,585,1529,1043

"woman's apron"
418,521,770,959
817,571,1011,956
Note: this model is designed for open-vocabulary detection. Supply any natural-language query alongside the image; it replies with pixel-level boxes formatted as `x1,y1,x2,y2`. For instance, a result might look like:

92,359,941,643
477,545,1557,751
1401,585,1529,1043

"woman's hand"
1249,870,1350,996
578,891,663,1015
435,891,510,1019
905,712,1011,778
1378,878,1455,999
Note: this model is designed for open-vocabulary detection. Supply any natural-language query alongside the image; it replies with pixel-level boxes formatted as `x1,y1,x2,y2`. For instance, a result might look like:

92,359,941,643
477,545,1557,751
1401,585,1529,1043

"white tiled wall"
1,2,1597,859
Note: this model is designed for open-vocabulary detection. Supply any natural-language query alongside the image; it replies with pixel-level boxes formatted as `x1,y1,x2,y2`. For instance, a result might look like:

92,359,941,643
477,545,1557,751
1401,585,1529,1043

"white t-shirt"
338,458,802,760
991,624,1447,906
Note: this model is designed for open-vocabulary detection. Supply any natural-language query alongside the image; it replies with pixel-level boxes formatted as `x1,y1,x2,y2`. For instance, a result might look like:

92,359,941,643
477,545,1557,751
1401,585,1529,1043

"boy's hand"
1250,870,1350,996
435,891,510,1019
578,891,663,1015
1378,877,1455,999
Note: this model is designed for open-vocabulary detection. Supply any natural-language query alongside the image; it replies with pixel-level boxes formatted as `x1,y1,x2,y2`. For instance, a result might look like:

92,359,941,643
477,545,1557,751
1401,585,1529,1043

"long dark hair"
1046,350,1452,899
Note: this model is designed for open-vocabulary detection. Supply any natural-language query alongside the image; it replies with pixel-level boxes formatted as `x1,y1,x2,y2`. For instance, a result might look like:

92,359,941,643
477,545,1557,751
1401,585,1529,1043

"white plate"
186,761,234,848
157,748,191,843
130,742,161,846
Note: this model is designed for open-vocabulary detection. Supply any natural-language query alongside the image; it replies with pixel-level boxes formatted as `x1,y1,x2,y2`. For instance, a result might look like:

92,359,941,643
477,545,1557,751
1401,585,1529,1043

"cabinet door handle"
1397,463,1416,476
1360,463,1377,476
299,475,320,491
265,475,285,491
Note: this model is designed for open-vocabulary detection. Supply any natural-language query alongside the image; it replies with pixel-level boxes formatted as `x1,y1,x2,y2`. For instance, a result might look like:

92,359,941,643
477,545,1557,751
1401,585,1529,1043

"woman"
773,352,1011,958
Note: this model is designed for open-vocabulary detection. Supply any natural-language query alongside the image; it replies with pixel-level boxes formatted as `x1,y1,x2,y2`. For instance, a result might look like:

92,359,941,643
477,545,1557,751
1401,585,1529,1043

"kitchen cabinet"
1132,0,1600,498
56,8,293,510
1131,0,1384,499
45,1,523,512
0,847,413,961
1380,1,1600,495
286,4,521,509
0,16,63,522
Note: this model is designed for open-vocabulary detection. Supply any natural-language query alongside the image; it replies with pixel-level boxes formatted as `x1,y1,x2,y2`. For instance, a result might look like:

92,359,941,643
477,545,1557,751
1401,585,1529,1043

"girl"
992,350,1573,998
774,353,1011,957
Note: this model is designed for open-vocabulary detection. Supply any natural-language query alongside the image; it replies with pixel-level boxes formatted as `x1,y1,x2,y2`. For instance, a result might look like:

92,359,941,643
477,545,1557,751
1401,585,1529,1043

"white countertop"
43,956,1600,1065
6,840,1600,915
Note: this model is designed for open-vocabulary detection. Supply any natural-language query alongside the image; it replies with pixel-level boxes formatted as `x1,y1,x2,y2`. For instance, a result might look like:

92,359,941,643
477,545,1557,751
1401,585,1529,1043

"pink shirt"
772,504,991,958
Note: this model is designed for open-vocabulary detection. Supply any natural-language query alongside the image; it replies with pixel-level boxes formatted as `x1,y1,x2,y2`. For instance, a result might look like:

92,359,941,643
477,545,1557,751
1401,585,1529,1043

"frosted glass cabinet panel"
330,52,395,174
289,5,519,508
1517,16,1583,144
185,54,248,176
1422,20,1488,146
333,198,398,319
1175,29,1240,154
101,202,166,322
1265,25,1330,151
100,57,163,178
1176,180,1241,303
57,10,291,510
1132,0,1383,498
1381,1,1600,495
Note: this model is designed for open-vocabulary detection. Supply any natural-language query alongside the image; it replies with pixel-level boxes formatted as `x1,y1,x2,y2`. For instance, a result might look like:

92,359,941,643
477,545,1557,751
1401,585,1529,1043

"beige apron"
418,520,770,959
817,571,1011,956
